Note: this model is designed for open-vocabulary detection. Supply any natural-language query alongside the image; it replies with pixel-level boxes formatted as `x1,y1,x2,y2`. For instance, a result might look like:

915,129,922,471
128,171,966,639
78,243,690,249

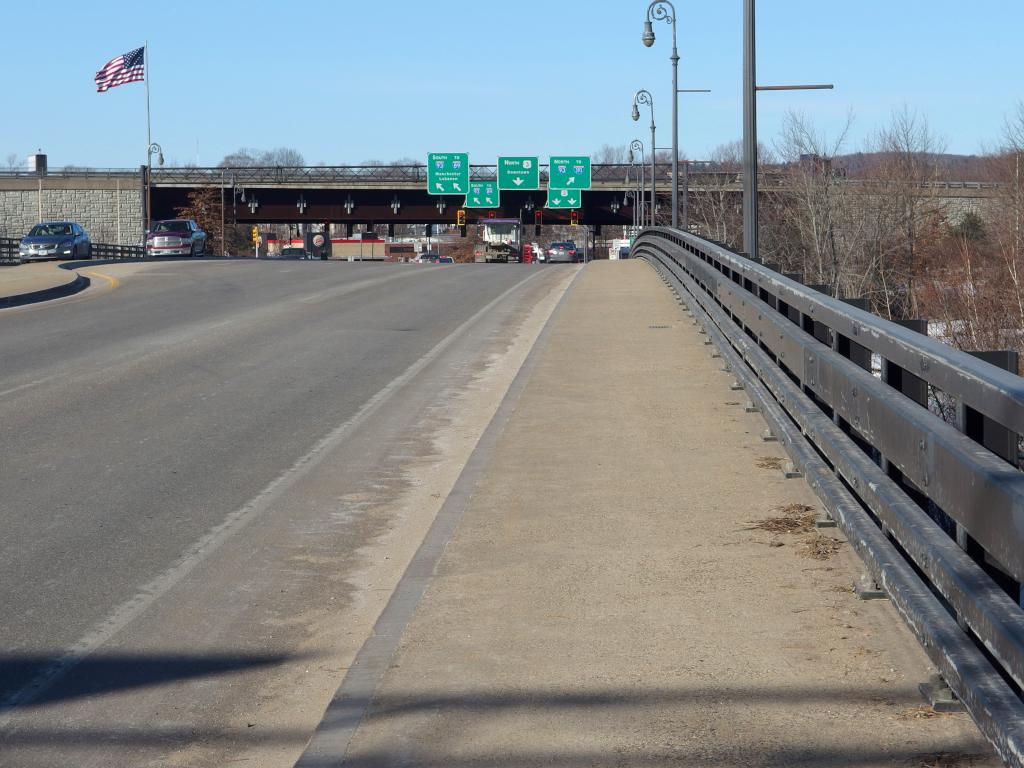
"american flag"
95,47,145,92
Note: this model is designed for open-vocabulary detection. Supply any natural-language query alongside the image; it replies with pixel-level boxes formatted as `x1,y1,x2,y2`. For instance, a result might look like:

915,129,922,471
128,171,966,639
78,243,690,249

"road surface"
0,259,573,767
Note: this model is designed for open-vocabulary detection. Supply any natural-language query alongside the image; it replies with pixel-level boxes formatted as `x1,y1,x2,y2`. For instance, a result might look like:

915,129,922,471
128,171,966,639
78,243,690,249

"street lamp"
629,139,647,231
641,2,677,228
146,142,163,230
632,92,655,227
641,1,711,231
742,0,833,258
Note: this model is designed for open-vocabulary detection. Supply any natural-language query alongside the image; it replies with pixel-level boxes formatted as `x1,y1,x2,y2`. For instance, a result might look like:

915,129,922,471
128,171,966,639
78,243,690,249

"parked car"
416,252,440,264
19,222,91,262
438,256,455,264
145,219,207,257
547,241,579,263
531,241,545,262
271,246,307,259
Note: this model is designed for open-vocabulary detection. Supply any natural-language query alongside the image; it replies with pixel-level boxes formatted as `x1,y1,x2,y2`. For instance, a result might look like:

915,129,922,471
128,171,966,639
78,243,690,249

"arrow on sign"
473,197,480,204
569,197,578,205
454,184,463,192
513,177,523,186
567,177,576,185
435,183,443,191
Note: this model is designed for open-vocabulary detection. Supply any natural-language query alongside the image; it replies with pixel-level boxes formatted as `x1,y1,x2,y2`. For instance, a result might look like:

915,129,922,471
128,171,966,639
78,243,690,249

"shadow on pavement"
0,650,299,709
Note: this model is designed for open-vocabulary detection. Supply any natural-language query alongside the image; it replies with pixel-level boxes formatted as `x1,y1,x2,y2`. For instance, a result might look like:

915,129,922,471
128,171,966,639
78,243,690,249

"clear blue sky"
3,0,1021,168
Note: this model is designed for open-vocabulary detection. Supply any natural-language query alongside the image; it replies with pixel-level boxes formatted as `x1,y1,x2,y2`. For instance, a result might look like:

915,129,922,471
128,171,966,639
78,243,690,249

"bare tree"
772,110,866,296
688,140,743,246
219,147,305,167
5,153,20,170
862,106,947,318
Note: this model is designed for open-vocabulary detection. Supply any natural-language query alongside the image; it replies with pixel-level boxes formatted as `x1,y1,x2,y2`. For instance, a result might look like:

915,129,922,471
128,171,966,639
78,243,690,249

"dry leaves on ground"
798,532,843,560
749,503,816,534
896,705,950,721
756,456,784,471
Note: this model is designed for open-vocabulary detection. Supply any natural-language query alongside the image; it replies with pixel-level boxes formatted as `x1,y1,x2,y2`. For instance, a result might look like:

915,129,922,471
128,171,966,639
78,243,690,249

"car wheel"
189,243,196,258
85,244,92,260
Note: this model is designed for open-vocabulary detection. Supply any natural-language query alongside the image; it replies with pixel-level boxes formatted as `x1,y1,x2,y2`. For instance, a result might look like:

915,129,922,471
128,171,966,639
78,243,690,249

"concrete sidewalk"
0,261,84,305
326,261,997,767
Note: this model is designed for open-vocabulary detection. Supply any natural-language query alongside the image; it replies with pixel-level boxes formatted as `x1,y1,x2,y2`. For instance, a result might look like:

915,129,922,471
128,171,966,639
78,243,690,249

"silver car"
19,222,91,262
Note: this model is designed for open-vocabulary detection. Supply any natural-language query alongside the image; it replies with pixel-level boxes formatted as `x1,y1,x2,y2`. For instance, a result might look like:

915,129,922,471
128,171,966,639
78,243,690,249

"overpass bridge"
0,165,1002,243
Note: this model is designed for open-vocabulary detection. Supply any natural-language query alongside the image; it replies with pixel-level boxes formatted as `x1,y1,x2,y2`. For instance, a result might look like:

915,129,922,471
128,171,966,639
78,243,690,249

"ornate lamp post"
632,91,655,227
629,139,647,230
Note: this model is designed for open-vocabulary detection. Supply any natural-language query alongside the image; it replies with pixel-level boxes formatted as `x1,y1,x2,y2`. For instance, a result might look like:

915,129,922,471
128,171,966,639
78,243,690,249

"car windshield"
29,223,71,237
153,221,189,233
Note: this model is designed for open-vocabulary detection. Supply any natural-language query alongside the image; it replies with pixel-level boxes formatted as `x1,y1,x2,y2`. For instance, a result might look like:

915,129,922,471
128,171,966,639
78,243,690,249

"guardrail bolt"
854,573,887,600
815,511,837,528
918,673,964,713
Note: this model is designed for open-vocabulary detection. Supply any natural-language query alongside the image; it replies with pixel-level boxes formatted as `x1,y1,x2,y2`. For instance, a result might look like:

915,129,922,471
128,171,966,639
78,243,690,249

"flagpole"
145,40,151,231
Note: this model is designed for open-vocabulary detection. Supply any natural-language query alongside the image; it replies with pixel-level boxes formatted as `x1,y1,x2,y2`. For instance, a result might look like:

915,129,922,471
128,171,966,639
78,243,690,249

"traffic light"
569,210,579,227
456,209,466,226
488,211,496,219
251,226,259,244
534,210,542,236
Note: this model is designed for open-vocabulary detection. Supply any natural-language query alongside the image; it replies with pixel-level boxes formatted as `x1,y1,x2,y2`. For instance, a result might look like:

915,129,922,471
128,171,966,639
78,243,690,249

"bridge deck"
299,261,997,767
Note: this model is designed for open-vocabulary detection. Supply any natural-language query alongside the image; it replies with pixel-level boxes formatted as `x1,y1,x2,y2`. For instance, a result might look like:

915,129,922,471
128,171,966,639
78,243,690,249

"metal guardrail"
0,238,144,264
633,227,1024,767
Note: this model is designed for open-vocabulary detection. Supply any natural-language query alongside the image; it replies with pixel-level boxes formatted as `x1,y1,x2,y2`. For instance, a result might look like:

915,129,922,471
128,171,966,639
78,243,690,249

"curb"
0,272,90,309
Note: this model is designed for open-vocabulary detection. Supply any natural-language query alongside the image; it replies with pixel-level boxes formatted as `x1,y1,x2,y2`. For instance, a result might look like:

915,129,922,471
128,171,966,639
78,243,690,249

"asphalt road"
0,259,570,767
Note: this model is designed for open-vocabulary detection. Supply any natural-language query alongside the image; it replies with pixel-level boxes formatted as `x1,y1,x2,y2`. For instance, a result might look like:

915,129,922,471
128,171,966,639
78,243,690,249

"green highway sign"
427,152,469,195
497,156,539,190
464,181,499,208
548,156,591,190
545,188,582,209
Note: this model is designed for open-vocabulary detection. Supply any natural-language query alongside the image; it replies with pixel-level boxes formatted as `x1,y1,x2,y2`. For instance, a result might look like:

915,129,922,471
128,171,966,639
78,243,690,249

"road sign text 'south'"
497,156,539,190
545,188,582,209
464,182,499,208
427,153,469,195
548,156,592,190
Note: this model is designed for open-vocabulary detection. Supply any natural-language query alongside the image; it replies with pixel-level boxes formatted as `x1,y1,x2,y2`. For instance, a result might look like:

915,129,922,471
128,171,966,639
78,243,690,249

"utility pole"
743,0,832,259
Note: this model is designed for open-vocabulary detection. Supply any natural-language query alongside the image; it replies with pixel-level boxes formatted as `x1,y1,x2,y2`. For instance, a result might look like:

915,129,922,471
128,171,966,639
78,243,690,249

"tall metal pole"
145,40,152,232
742,0,758,257
670,28,678,229
650,118,657,226
633,92,656,227
644,2,678,228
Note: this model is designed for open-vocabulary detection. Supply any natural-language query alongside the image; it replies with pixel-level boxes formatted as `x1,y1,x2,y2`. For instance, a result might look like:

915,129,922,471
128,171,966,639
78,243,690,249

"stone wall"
0,175,145,245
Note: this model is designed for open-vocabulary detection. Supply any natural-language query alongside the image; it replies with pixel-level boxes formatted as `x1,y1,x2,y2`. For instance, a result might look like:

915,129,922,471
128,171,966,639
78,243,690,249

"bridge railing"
147,163,723,186
633,227,1024,767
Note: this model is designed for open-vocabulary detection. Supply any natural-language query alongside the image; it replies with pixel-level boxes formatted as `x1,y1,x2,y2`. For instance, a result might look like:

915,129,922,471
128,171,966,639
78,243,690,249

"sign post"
427,153,469,195
497,156,539,190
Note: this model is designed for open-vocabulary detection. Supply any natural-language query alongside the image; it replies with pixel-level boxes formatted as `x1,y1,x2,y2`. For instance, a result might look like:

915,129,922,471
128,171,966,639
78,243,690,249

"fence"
0,238,144,264
633,226,1024,767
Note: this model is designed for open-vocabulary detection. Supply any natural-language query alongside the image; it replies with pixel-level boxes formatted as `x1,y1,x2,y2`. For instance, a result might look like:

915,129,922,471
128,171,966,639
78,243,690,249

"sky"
3,0,1022,169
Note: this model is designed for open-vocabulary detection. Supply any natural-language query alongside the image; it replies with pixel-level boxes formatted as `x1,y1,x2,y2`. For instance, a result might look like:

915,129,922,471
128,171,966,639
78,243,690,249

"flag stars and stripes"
95,46,145,92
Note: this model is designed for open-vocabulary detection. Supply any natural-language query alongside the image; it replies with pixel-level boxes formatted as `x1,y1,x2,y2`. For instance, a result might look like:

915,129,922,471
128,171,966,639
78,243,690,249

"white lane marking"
0,268,550,722
0,375,58,398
